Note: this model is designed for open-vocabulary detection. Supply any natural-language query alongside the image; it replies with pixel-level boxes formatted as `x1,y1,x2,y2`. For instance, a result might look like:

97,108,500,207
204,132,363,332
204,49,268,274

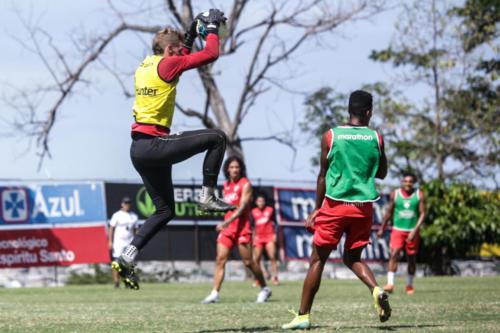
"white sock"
387,271,395,285
406,274,414,286
210,289,219,297
200,186,215,202
121,245,138,263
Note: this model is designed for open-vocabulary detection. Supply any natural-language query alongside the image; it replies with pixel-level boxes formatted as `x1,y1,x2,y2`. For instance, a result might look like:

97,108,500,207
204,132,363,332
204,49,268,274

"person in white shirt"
109,197,138,288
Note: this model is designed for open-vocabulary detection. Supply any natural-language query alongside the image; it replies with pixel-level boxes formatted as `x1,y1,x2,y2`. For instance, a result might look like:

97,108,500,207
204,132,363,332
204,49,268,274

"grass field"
0,276,499,332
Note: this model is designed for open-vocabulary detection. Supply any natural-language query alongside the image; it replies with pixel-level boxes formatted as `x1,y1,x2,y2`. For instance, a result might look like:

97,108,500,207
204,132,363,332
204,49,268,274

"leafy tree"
421,179,500,274
301,0,499,188
369,0,499,186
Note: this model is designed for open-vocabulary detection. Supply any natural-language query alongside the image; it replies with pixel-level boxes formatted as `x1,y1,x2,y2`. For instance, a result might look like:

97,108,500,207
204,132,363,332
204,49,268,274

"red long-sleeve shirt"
132,33,219,137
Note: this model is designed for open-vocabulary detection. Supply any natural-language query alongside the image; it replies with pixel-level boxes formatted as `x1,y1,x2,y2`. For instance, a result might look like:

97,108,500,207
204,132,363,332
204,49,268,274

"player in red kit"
202,156,272,304
252,194,279,285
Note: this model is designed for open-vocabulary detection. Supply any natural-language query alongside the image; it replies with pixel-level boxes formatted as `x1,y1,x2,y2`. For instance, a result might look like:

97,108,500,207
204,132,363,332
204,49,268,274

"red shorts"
312,198,373,250
253,233,275,248
390,229,420,255
217,231,252,249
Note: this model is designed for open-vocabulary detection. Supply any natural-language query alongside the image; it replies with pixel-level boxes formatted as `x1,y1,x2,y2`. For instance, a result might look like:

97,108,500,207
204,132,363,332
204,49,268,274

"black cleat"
198,195,236,212
111,257,140,290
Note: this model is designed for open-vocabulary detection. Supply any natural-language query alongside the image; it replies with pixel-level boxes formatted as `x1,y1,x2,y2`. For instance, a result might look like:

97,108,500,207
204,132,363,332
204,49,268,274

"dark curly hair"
402,171,417,182
223,156,247,180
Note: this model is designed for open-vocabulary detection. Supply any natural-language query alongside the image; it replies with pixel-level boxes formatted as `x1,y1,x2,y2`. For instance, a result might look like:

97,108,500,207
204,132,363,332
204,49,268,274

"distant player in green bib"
282,90,391,330
378,172,426,295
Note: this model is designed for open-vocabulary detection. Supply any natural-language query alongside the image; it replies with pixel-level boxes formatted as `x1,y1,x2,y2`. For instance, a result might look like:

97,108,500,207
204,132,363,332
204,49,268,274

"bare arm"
376,132,388,179
305,132,329,228
108,225,115,250
377,192,395,237
316,132,329,208
408,191,426,241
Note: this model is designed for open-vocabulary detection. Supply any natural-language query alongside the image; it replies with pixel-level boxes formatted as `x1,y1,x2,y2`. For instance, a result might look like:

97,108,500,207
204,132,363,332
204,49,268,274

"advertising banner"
275,187,389,226
105,183,274,222
275,187,391,261
275,187,316,225
0,183,106,225
105,183,223,221
0,225,110,268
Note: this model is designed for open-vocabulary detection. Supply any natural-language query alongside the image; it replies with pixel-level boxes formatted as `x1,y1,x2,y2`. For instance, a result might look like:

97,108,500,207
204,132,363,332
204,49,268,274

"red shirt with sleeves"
132,34,220,137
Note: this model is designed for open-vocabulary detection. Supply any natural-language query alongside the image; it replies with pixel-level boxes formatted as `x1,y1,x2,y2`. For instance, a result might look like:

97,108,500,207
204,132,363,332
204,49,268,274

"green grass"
0,276,499,332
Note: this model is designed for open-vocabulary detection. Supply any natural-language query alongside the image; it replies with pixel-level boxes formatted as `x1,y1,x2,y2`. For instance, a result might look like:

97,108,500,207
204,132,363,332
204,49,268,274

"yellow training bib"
132,55,178,128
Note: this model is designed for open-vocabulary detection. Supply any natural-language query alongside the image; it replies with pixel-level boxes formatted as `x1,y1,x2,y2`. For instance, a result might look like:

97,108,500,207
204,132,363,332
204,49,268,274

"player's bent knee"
389,250,400,260
343,253,360,267
342,255,352,267
216,256,227,266
213,128,227,144
155,207,175,224
242,259,253,267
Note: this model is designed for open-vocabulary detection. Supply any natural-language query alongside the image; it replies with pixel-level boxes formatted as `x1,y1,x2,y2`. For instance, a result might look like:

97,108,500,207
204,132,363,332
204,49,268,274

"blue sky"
0,1,398,187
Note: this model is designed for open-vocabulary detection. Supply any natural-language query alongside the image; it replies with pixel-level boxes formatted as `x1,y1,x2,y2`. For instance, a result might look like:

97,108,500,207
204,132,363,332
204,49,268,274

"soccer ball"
196,11,228,42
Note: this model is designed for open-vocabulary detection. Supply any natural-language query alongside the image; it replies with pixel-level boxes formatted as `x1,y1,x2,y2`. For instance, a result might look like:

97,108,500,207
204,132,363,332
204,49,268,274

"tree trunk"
226,137,244,160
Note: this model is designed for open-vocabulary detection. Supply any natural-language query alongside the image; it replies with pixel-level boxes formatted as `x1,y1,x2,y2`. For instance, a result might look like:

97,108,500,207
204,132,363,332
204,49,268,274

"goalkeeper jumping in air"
112,9,235,290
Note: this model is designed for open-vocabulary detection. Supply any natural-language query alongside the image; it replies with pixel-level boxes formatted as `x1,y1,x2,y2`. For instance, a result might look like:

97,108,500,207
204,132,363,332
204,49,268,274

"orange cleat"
383,284,395,293
406,285,414,295
252,279,261,288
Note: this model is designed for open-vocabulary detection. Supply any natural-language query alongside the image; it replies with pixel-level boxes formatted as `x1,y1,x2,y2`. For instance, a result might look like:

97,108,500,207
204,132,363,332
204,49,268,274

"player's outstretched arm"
376,133,388,179
306,132,329,228
378,192,395,238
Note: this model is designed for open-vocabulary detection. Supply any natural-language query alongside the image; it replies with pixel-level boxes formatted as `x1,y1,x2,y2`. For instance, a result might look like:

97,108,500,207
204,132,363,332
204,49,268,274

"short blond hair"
152,27,184,55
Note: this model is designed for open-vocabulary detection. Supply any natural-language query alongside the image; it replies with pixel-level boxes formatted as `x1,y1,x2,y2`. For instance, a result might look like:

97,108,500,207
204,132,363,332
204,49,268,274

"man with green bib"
378,172,426,295
282,90,391,330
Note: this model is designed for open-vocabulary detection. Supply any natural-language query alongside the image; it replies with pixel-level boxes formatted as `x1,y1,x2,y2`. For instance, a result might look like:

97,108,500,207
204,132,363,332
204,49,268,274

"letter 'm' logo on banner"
1,189,29,223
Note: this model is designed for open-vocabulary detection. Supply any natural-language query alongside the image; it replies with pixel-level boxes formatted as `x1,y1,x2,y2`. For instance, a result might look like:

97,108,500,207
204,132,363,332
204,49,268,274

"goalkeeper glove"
183,19,198,49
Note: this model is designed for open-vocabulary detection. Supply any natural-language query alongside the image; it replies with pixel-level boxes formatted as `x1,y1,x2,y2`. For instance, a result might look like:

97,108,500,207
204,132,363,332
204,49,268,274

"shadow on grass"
190,323,441,332
338,324,444,331
190,327,272,333
190,325,328,332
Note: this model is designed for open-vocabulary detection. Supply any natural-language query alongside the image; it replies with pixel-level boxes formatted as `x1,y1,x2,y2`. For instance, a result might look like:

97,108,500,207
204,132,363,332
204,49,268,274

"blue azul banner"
0,183,106,225
282,226,391,261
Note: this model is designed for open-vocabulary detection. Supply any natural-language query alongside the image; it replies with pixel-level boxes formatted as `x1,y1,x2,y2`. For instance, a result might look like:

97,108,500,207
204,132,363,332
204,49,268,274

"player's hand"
183,19,198,49
305,209,319,230
197,9,226,35
216,222,228,232
108,241,113,250
377,228,384,239
407,229,416,241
